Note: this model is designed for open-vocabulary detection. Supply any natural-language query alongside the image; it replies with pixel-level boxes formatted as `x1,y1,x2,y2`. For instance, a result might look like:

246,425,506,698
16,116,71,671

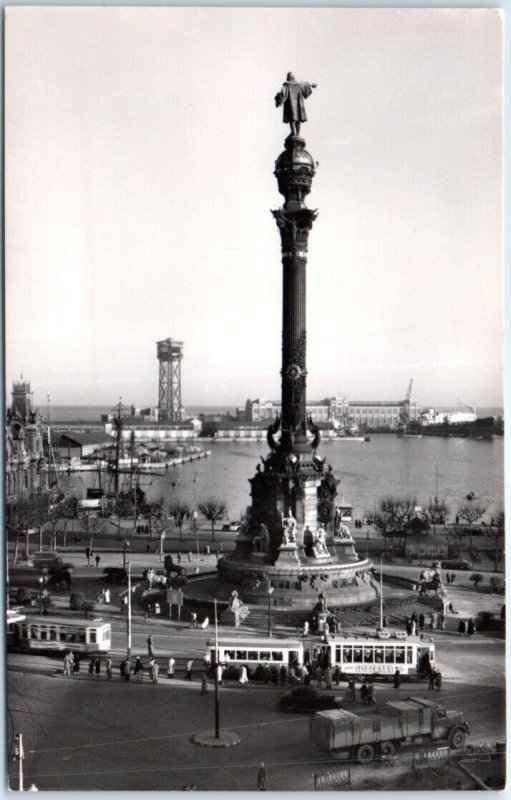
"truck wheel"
449,727,466,749
357,743,374,764
380,741,396,758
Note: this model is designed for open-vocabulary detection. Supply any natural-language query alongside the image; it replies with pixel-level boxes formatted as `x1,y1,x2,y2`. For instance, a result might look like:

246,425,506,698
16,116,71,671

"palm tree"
198,498,228,543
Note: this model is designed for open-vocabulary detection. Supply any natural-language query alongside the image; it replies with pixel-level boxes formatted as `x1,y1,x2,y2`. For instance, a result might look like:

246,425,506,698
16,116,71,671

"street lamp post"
267,583,274,638
38,576,44,617
127,560,132,661
214,597,220,739
123,539,130,569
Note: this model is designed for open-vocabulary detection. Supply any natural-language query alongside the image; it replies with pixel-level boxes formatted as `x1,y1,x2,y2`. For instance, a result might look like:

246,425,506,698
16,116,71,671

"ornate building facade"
5,379,48,501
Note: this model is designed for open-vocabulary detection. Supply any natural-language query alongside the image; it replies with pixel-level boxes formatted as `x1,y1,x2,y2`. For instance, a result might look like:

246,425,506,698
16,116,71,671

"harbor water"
73,434,504,522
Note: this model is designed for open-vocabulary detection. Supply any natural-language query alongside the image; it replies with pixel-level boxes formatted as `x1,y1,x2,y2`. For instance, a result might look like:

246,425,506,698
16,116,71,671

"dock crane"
398,379,413,430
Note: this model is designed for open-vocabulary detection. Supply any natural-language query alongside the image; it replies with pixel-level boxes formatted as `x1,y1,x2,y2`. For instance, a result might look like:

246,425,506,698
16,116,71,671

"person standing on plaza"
446,573,451,586
239,665,249,685
429,668,437,690
106,657,113,680
123,659,131,681
419,613,425,631
360,679,369,704
88,657,95,677
95,657,101,678
257,762,267,791
324,666,333,690
201,672,209,695
147,635,154,660
152,660,159,683
435,670,442,691
104,587,111,604
73,652,80,675
167,656,175,679
467,618,476,637
95,554,100,569
216,663,223,686
393,669,401,689
63,653,71,677
315,665,323,689
367,680,376,704
348,677,356,701
135,657,144,683
451,572,456,585
458,619,467,636
185,659,193,681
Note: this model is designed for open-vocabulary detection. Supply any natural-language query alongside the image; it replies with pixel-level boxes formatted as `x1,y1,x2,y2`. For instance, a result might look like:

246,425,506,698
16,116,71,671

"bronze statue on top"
275,73,317,136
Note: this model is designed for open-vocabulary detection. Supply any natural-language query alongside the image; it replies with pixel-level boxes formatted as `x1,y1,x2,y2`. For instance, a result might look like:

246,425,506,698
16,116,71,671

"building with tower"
5,378,48,500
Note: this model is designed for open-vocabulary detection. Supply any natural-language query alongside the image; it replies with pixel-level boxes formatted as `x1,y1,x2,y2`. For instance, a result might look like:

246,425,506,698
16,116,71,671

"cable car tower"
156,338,184,422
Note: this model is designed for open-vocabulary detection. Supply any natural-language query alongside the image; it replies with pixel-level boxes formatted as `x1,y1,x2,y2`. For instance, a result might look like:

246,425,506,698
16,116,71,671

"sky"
5,7,503,410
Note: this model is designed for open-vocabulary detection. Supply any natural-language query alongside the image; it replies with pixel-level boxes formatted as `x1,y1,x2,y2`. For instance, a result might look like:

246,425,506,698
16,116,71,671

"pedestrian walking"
367,680,376,704
451,572,456,585
348,677,356,701
458,619,467,636
146,543,151,554
147,635,154,659
151,660,159,683
239,665,249,684
324,667,333,690
411,620,417,637
315,665,323,689
73,652,80,674
437,612,445,630
333,666,341,686
135,657,144,682
419,613,425,630
167,656,175,679
185,659,193,681
63,653,71,677
446,573,451,586
279,665,288,685
467,618,476,637
300,664,308,685
428,668,437,690
190,612,198,629
435,670,442,691
216,663,223,685
88,657,95,677
106,657,113,680
302,620,309,637
95,554,100,568
95,657,101,677
257,762,267,791
360,680,369,704
393,669,401,689
201,673,209,694
104,588,111,604
123,659,131,681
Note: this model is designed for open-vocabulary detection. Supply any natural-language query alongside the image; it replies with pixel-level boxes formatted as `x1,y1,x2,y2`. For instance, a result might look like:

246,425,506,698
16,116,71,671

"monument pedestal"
275,544,301,564
221,606,249,627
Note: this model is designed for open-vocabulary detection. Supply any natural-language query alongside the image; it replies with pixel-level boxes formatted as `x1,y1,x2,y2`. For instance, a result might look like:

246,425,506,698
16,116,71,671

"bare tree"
486,509,504,572
168,502,190,542
370,496,417,554
198,498,228,543
6,493,51,562
424,497,450,532
457,501,487,552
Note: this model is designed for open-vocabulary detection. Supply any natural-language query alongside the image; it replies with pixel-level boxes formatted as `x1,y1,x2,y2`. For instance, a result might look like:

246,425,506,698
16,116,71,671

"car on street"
278,687,344,713
222,521,242,532
103,567,128,584
440,559,472,570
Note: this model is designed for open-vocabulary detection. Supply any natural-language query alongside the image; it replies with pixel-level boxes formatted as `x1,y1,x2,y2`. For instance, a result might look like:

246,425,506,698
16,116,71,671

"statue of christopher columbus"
275,72,317,136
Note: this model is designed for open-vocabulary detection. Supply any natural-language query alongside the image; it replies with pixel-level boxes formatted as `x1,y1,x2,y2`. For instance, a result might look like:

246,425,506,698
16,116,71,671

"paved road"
7,634,505,791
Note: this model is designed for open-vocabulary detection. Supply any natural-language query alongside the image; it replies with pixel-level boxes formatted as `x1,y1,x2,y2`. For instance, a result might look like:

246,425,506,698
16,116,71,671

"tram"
8,615,112,654
205,632,434,680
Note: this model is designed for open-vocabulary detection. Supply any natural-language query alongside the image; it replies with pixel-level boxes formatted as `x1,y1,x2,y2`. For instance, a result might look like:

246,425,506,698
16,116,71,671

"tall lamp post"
267,583,274,638
38,576,44,617
123,539,130,569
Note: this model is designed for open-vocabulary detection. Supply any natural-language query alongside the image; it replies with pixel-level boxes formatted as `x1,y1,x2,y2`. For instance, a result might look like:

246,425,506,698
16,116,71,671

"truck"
310,696,469,764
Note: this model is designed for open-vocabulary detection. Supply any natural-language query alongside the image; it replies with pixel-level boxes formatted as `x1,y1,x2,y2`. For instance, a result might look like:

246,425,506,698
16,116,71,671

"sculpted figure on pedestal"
275,73,317,136
281,508,297,545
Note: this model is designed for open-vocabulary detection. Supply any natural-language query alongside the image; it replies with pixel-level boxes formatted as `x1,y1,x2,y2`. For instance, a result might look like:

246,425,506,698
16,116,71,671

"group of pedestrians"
428,668,443,690
458,618,477,636
445,572,457,586
405,610,444,635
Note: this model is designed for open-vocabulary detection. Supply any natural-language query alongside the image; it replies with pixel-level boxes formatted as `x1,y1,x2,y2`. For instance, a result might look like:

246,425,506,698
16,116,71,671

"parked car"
222,522,242,532
278,687,344,713
103,567,128,584
440,559,472,570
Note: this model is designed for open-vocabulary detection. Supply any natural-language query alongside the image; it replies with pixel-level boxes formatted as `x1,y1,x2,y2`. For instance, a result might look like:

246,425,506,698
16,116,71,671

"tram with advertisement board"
205,632,435,680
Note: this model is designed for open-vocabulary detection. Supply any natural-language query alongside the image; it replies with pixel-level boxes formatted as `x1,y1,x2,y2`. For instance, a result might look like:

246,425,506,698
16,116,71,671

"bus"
9,615,112,654
205,632,435,680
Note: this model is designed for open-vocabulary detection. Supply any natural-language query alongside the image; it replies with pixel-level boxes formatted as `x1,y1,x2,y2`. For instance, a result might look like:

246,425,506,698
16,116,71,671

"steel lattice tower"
156,339,184,422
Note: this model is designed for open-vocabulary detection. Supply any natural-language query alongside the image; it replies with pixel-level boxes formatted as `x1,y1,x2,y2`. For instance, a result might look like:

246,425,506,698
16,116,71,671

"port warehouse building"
56,432,113,460
242,398,420,429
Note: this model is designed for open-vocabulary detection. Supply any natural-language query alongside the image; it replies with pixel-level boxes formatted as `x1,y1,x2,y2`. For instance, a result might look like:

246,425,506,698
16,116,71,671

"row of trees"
370,494,504,569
